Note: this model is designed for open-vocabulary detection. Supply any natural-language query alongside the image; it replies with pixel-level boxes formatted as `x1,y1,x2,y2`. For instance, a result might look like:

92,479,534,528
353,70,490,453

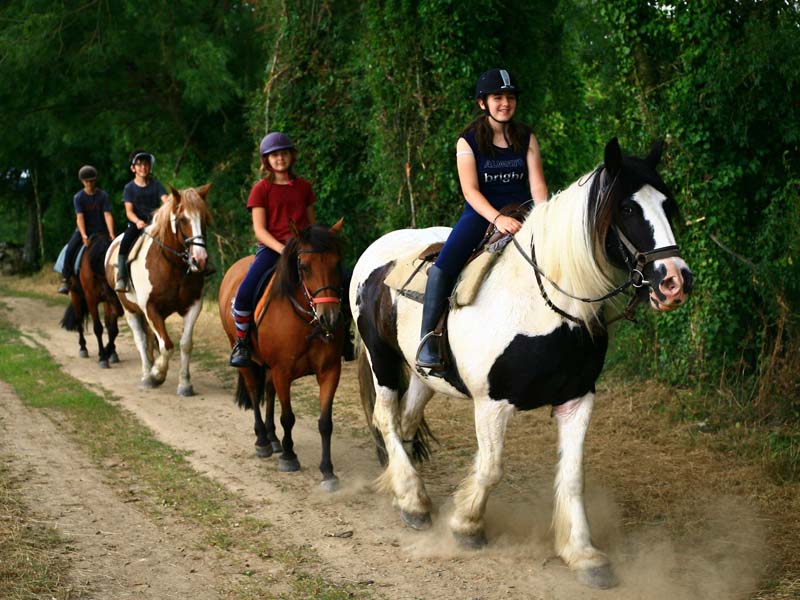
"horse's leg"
175,298,202,396
69,292,89,358
262,376,281,455
143,306,173,387
86,294,108,369
449,397,515,548
125,312,154,387
104,300,120,364
399,375,435,458
316,364,342,492
370,369,432,530
273,371,300,472
553,394,615,589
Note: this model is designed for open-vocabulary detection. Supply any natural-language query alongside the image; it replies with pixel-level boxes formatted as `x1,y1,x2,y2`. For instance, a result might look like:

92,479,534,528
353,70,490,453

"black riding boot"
57,278,69,294
416,265,455,373
229,336,252,367
115,255,129,292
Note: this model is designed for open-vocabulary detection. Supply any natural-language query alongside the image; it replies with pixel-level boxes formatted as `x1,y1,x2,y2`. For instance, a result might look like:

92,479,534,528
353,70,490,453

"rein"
144,222,206,274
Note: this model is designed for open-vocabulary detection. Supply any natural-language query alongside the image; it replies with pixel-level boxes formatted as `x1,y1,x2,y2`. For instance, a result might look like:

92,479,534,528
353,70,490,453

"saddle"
383,203,530,371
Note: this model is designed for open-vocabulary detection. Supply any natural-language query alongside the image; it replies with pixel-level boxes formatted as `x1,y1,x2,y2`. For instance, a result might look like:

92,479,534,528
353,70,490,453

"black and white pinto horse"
350,138,693,588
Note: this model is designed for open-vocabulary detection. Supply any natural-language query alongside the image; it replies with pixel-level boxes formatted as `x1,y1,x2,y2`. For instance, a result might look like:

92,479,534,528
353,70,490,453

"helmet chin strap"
483,103,512,147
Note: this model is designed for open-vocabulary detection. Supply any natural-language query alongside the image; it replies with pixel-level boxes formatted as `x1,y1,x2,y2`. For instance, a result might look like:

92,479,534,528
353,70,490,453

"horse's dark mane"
88,234,112,276
269,224,342,301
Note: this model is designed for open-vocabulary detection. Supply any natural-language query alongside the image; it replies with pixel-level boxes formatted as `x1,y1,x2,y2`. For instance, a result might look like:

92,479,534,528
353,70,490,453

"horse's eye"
621,204,634,216
298,262,310,274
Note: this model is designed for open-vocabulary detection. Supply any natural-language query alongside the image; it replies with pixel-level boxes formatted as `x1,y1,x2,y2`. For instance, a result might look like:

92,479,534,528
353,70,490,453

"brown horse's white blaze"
352,138,693,590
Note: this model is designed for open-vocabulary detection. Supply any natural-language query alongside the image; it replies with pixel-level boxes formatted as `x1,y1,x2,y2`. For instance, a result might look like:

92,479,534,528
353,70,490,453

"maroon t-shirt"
246,177,316,244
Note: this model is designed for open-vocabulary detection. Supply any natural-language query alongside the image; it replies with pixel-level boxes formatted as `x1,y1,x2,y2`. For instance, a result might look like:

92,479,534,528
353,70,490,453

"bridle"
145,211,207,274
287,248,342,339
508,168,683,329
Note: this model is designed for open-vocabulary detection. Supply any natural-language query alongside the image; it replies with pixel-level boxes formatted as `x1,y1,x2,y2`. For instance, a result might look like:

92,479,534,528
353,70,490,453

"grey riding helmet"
78,165,97,180
474,68,521,99
129,150,155,167
259,132,295,156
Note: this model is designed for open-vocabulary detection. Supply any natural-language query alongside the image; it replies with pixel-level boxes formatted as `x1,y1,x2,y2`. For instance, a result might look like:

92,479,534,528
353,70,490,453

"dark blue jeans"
434,210,491,278
234,245,281,313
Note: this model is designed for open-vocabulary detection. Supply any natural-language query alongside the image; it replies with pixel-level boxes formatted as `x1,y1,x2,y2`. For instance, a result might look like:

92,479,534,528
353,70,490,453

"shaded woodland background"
1,1,798,474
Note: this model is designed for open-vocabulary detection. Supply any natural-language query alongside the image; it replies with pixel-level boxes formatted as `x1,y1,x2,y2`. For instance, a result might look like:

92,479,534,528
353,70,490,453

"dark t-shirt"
73,188,111,235
246,177,316,244
461,129,530,214
122,179,167,223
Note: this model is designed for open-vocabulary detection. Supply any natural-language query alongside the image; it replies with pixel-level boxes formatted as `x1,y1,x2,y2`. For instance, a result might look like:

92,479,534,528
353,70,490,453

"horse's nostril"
660,276,680,295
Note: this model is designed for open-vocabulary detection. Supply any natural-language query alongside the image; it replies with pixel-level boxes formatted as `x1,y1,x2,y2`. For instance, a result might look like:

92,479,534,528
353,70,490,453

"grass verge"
0,312,373,600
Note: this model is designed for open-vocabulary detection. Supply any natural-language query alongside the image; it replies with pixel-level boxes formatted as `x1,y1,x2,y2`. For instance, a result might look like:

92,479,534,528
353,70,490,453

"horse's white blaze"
187,210,208,271
634,186,676,248
553,394,608,569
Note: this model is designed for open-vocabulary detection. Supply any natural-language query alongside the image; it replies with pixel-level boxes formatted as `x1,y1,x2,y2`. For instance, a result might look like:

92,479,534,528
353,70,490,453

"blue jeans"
234,245,281,312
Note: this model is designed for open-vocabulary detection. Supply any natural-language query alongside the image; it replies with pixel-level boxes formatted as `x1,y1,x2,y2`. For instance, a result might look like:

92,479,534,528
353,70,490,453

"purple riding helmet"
259,132,295,156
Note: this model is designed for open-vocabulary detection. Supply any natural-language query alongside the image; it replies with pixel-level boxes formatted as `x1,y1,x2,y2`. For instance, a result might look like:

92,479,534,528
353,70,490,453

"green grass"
0,314,376,600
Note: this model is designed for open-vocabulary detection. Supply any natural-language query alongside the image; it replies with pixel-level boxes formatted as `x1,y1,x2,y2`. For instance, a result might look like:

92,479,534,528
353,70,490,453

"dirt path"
1,292,784,599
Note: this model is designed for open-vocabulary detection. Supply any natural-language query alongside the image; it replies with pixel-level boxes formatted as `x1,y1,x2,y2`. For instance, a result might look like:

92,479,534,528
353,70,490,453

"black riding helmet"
474,68,521,100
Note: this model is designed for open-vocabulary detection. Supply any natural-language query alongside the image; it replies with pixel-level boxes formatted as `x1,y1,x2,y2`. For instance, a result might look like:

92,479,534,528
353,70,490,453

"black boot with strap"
415,265,455,375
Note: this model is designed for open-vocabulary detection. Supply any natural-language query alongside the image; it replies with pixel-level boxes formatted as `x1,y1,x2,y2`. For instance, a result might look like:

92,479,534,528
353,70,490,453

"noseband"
288,248,342,339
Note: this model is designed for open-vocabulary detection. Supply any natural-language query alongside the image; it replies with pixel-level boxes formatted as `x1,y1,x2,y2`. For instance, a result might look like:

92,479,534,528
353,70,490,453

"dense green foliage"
1,1,797,420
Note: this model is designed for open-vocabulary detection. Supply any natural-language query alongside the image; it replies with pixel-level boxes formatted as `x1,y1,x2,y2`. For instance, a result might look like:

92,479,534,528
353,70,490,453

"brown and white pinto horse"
105,184,211,395
60,233,123,368
351,139,693,588
218,220,346,491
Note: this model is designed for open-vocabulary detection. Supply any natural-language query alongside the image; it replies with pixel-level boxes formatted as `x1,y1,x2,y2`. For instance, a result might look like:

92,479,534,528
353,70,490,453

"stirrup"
415,330,445,371
114,278,128,292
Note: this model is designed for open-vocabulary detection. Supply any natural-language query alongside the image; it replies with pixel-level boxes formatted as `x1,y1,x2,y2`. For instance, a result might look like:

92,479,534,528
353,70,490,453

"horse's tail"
235,363,266,409
357,344,435,465
60,297,87,331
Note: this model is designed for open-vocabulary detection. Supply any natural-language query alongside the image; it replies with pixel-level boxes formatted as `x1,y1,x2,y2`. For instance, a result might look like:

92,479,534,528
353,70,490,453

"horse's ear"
289,220,300,238
169,185,181,204
329,217,344,235
645,139,664,168
195,183,212,199
604,137,623,177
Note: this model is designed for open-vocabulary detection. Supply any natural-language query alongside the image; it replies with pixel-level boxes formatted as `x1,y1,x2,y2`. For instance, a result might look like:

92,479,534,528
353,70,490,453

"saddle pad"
383,244,500,308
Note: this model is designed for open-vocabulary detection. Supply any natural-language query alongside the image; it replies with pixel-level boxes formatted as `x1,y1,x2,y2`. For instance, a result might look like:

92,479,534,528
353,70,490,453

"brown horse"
218,220,345,491
61,233,123,368
105,184,212,395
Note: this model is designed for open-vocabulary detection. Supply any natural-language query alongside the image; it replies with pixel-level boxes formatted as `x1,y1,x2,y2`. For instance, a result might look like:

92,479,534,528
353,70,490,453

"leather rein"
286,248,342,340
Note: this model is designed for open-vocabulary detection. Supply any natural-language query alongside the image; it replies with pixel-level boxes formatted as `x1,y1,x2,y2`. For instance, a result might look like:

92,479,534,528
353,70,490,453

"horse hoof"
139,377,157,390
576,565,617,589
453,530,487,549
99,360,109,369
109,352,120,364
177,384,195,397
255,445,274,458
400,510,432,531
271,441,283,454
79,349,89,358
320,476,339,492
278,457,300,472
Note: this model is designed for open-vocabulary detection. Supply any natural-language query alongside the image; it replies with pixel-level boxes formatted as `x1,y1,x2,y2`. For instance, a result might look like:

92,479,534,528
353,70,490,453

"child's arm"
306,205,316,225
76,213,89,245
124,202,146,229
104,212,115,238
251,207,284,253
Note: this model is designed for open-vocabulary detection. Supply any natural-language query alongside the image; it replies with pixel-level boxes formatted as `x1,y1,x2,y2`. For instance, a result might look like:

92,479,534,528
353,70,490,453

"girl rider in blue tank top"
417,68,549,374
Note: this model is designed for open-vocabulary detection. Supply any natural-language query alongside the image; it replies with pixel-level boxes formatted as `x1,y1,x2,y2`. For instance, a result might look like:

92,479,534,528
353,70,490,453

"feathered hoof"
400,510,432,531
278,457,300,472
99,359,109,369
139,377,158,390
79,349,89,358
320,475,340,493
453,529,488,550
177,384,195,397
576,564,617,589
109,352,120,364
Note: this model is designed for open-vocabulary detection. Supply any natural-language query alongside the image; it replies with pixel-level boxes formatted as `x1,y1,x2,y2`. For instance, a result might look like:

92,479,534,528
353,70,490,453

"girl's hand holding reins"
493,214,522,235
